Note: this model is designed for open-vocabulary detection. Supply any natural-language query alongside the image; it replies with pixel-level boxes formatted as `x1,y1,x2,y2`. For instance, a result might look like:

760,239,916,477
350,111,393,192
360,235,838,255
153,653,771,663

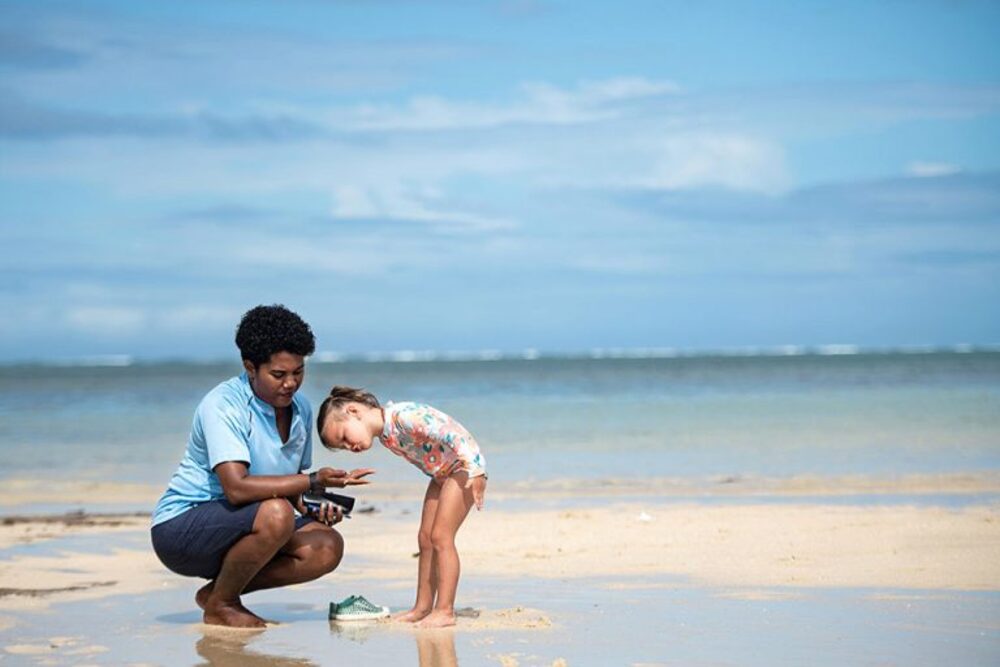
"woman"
150,304,373,628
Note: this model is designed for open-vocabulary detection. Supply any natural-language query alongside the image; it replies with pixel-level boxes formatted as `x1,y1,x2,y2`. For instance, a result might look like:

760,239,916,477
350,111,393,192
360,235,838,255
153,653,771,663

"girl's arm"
433,412,488,509
466,474,487,510
393,403,488,508
408,404,488,479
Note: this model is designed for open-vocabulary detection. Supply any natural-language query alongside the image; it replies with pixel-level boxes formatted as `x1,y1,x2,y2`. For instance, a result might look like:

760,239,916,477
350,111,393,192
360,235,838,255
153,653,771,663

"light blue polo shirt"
152,372,313,526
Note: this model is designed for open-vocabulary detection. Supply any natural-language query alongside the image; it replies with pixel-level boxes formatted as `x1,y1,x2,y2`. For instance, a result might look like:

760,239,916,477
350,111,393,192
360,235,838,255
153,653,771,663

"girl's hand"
465,474,487,510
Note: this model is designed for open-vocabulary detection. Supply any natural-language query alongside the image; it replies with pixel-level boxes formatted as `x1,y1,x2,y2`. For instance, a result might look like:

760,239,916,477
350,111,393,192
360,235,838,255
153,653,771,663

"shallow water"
1,352,998,490
2,560,998,666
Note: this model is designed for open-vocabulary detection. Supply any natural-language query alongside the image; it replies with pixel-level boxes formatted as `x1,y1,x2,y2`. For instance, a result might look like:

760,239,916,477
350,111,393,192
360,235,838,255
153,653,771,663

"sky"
1,0,999,362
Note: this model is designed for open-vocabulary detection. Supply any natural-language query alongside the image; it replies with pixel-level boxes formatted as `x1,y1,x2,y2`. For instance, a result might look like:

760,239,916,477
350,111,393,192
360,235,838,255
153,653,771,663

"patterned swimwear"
379,402,487,479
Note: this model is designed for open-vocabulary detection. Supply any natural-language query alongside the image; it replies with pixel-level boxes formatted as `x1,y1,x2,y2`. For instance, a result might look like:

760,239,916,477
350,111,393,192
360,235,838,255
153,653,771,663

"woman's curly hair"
235,304,315,367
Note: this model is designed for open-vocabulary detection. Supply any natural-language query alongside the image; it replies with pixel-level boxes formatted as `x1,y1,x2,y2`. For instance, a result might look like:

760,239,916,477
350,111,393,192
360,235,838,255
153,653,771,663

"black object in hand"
302,490,356,515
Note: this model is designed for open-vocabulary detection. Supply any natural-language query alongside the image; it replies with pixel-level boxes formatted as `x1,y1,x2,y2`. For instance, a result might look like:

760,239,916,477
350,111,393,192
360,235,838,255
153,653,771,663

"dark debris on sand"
0,510,149,528
0,581,117,598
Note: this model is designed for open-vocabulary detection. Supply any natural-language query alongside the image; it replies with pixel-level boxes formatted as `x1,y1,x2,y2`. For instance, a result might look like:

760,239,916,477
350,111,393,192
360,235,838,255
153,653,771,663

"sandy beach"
2,473,999,603
1,473,999,664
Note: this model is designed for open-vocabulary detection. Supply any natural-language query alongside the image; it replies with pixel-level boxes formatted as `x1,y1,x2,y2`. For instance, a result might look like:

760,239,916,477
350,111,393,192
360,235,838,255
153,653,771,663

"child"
316,386,487,628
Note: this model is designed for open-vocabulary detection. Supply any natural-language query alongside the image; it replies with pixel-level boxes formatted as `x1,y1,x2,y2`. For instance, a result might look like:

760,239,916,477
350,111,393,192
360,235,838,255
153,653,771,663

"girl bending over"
317,386,487,628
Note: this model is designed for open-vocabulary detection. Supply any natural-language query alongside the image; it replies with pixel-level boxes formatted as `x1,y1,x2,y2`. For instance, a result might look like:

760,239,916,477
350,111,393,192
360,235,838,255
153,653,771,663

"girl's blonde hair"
316,385,381,434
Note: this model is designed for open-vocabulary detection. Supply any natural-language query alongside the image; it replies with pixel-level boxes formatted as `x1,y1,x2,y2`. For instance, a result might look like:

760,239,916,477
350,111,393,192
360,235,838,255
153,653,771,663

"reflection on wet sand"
195,627,316,667
414,629,458,667
327,619,459,666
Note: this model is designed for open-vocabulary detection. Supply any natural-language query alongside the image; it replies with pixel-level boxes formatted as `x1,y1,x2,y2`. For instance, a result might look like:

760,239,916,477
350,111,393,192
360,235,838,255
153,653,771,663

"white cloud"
529,130,790,195
334,77,681,131
231,236,389,275
331,184,517,233
331,185,381,219
906,161,961,178
65,306,146,335
66,305,243,337
642,134,790,194
571,254,669,275
319,78,786,195
154,306,241,332
5,13,460,107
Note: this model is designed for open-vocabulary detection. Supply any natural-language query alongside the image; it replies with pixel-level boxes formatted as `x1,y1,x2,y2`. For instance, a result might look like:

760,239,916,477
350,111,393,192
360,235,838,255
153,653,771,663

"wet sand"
2,471,998,511
1,473,999,665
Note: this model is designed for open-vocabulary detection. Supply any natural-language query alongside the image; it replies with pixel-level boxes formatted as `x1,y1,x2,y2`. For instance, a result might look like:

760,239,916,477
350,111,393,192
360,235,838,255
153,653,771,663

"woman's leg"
201,498,296,627
197,519,343,622
394,479,441,622
418,471,475,628
242,521,343,593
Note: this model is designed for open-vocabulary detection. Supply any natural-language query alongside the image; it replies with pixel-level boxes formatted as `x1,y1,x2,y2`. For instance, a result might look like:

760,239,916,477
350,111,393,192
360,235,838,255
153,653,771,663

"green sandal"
329,594,390,621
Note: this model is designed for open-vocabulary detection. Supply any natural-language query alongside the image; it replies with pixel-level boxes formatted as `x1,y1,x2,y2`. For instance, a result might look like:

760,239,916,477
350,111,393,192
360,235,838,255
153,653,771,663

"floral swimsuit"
379,402,487,479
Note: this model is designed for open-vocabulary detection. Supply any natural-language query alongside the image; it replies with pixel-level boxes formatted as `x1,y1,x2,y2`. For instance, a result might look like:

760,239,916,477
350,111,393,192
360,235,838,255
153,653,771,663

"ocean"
1,351,998,487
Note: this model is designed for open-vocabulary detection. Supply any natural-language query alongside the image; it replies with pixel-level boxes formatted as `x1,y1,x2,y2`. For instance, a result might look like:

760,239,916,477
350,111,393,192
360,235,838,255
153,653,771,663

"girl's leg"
417,471,475,628
393,478,441,622
415,631,459,667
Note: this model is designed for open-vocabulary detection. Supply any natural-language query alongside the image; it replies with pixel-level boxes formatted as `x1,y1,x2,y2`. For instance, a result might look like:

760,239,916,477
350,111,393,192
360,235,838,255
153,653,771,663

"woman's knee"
312,529,344,574
254,499,295,541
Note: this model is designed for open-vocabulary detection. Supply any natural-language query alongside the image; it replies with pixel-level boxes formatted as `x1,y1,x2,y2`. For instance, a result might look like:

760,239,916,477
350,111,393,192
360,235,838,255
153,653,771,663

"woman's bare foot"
195,582,214,610
393,607,432,623
415,609,456,628
202,599,266,628
196,583,269,625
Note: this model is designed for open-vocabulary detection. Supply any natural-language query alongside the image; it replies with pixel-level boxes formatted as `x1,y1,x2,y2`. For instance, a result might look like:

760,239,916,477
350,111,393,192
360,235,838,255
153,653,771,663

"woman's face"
245,351,305,409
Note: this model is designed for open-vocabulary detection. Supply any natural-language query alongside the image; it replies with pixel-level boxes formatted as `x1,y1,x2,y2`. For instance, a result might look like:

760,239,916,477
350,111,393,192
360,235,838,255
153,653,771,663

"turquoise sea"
1,350,999,487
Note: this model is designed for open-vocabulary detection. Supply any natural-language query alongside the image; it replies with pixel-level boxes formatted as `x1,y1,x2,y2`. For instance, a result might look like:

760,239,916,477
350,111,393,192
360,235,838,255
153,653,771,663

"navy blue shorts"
150,499,314,579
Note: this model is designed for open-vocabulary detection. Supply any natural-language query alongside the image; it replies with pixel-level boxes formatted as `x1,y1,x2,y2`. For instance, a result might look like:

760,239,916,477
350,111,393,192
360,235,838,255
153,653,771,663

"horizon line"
3,343,999,368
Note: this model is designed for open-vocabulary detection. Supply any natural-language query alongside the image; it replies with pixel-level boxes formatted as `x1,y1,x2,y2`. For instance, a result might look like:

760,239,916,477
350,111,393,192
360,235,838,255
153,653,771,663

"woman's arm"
214,463,372,506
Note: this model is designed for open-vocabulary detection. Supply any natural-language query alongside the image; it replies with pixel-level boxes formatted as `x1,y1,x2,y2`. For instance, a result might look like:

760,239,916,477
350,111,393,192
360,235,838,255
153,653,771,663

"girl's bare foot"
393,607,432,623
202,600,266,628
415,609,456,628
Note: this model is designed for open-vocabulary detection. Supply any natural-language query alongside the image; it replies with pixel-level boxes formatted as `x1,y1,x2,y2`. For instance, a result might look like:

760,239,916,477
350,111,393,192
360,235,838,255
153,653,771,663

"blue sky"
1,0,999,362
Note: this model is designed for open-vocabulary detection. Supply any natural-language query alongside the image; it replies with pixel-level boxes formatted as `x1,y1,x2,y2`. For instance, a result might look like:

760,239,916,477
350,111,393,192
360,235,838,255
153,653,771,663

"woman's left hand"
316,466,376,488
345,468,376,485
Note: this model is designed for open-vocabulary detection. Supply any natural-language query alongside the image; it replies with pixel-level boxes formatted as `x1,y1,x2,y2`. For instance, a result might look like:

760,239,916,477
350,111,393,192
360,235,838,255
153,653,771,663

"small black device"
302,490,356,517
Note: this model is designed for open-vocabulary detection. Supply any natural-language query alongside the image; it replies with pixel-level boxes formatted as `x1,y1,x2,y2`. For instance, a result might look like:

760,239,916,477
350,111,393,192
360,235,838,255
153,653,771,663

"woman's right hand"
295,494,344,525
315,467,376,488
313,501,344,525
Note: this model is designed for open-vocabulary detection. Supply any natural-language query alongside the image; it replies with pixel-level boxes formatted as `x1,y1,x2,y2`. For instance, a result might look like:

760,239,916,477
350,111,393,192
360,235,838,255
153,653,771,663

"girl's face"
321,407,374,453
244,351,305,409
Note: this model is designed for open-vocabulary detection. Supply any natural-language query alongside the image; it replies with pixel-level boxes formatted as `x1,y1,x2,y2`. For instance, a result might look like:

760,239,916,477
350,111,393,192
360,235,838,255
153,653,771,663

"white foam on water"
290,343,1000,365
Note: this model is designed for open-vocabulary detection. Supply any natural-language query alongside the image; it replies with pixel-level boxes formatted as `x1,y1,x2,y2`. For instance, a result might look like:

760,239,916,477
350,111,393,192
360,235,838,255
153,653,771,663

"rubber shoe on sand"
329,595,390,621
